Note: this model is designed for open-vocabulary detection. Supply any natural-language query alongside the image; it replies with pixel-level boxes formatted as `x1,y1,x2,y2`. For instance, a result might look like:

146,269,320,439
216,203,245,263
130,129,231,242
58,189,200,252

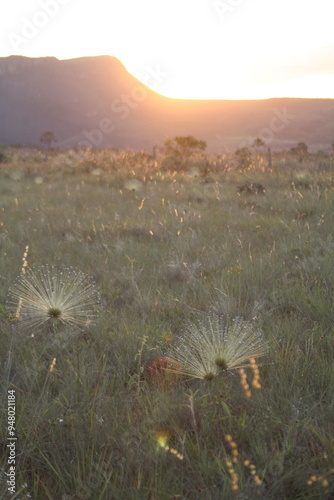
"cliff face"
1,55,334,152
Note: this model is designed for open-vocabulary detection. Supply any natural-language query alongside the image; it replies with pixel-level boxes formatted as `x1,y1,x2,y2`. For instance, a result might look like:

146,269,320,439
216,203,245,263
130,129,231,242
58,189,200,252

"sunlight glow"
1,0,334,99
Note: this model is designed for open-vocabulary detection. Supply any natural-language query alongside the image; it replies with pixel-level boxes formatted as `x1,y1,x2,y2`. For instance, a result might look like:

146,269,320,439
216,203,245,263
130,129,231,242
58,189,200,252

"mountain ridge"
0,55,333,152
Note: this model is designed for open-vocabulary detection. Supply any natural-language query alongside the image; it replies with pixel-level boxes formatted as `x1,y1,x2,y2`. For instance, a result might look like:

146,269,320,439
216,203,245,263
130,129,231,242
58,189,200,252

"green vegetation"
0,145,334,499
164,135,207,169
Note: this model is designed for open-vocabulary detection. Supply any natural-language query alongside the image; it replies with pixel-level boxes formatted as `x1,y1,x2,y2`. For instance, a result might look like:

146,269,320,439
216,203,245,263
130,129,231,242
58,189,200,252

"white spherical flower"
168,316,269,381
124,179,143,192
8,265,100,334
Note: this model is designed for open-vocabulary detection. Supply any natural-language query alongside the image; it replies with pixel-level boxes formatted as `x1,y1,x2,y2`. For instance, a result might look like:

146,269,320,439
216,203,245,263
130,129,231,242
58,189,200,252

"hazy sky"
1,0,334,99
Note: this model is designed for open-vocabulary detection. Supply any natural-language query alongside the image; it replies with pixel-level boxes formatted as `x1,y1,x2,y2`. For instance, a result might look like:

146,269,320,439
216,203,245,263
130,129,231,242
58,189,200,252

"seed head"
49,358,57,372
124,179,143,192
8,265,100,334
167,332,219,381
168,316,269,381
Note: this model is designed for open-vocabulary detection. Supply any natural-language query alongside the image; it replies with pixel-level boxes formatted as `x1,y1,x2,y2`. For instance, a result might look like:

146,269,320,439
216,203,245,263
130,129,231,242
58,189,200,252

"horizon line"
1,53,334,102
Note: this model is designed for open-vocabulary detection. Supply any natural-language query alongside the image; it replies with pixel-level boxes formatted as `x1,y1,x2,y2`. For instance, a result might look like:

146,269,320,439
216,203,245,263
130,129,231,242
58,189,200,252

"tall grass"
0,147,334,499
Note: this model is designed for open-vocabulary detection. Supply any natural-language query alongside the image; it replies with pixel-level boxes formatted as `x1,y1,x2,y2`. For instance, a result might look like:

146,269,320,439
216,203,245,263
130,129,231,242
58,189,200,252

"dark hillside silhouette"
0,55,334,152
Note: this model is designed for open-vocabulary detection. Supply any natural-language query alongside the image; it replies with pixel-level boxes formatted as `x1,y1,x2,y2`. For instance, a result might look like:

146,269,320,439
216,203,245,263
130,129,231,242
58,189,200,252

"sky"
1,0,334,100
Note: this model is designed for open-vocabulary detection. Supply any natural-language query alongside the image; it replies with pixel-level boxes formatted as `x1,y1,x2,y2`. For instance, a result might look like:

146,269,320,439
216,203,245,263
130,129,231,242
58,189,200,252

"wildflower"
225,456,239,490
15,298,23,320
21,245,29,275
307,470,334,488
168,333,219,381
155,430,184,460
124,179,143,192
239,368,252,398
244,463,263,486
187,167,200,178
49,358,57,372
168,316,268,381
225,434,239,465
91,168,102,177
250,358,262,388
8,265,100,334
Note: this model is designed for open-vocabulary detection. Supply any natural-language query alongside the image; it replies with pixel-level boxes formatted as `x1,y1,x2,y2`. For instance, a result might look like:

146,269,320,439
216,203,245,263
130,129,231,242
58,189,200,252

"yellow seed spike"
15,298,23,319
250,358,262,390
49,358,57,372
21,245,29,274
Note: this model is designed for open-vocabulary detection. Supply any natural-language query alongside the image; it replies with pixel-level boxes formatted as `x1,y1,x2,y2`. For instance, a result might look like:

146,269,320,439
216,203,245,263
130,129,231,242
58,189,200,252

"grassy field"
0,147,334,499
